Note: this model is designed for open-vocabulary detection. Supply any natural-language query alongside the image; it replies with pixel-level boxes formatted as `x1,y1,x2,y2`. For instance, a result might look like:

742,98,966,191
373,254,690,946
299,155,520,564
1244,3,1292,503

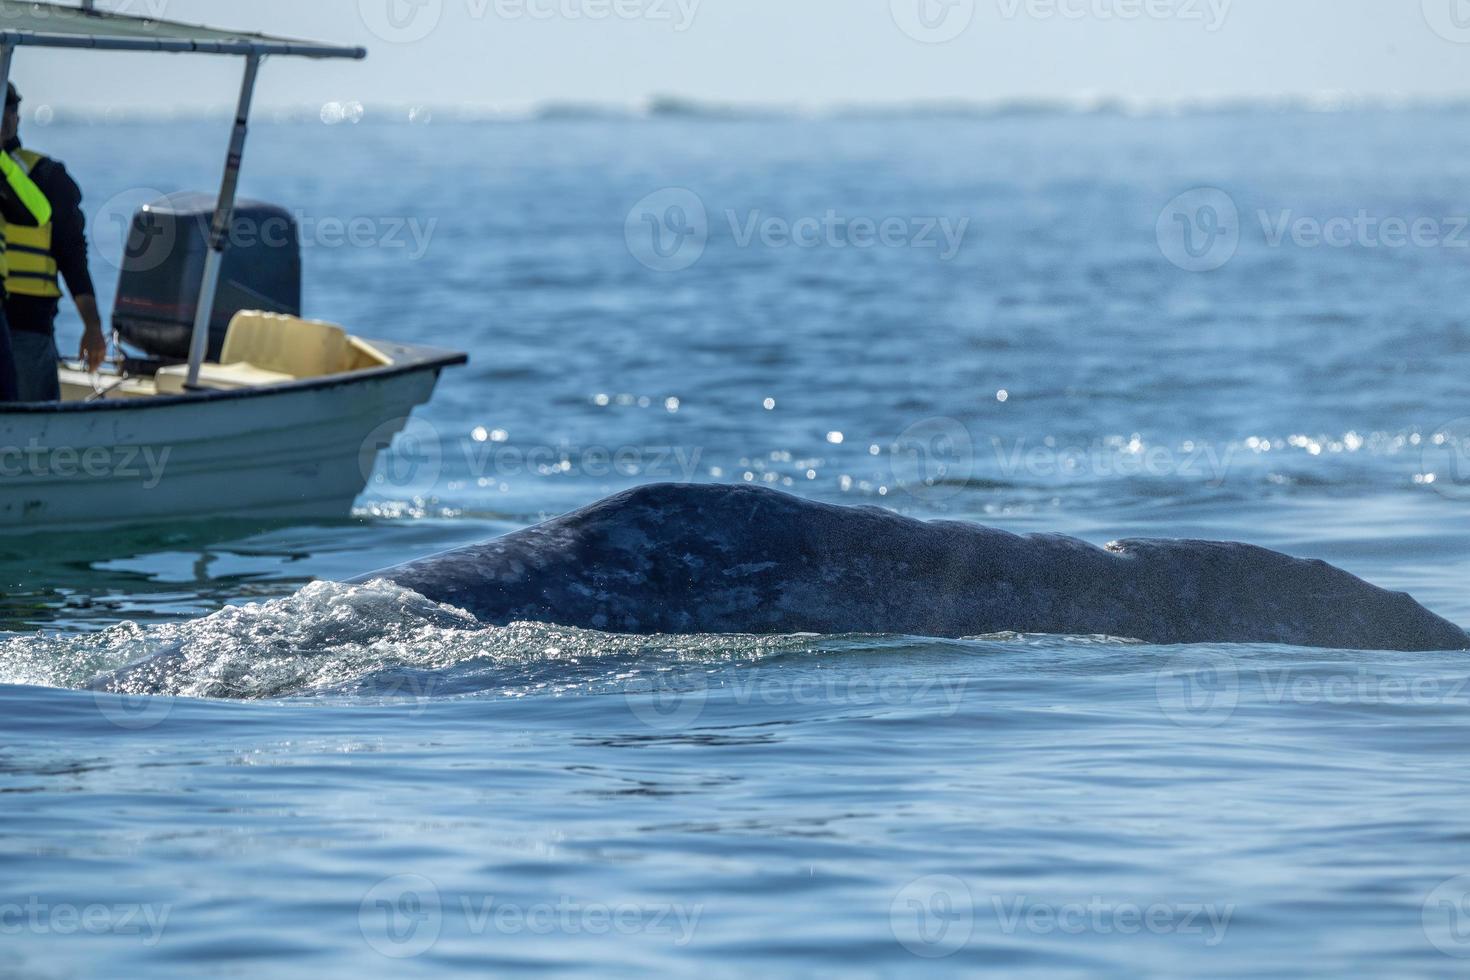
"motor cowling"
111,191,302,361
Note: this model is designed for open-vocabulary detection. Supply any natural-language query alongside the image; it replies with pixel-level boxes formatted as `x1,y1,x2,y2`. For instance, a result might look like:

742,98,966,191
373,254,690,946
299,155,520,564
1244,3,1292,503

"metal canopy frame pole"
184,52,260,389
0,41,12,129
2,33,365,58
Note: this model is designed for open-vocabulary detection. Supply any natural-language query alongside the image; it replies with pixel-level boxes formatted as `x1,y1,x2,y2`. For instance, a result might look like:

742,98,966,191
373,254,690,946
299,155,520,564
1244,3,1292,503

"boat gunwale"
0,341,468,415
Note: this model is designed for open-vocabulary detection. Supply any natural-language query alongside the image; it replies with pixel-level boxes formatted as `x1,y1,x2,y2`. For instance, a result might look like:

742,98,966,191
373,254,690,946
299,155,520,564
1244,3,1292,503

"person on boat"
0,82,105,401
0,308,18,403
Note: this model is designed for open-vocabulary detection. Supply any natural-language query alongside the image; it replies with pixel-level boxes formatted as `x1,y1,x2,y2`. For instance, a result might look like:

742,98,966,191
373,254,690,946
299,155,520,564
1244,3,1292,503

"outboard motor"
112,191,302,362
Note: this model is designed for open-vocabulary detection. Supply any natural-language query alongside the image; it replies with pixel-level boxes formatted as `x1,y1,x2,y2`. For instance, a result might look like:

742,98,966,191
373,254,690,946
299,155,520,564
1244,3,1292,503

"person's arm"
41,161,104,370
73,293,104,370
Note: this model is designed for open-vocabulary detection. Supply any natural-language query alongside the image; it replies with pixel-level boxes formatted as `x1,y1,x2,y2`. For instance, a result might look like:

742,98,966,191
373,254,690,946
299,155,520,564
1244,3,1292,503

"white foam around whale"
6,580,848,700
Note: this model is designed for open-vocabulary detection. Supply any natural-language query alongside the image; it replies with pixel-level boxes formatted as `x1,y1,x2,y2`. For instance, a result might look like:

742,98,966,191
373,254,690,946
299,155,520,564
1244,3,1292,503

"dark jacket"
0,137,95,334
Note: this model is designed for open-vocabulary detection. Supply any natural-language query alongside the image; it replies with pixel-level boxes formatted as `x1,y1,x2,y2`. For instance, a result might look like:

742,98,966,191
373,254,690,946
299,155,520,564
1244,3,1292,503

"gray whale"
357,483,1465,652
88,483,1467,694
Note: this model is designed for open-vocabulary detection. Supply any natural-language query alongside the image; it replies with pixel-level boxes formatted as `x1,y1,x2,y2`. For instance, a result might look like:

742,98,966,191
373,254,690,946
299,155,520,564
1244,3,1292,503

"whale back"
361,483,1469,652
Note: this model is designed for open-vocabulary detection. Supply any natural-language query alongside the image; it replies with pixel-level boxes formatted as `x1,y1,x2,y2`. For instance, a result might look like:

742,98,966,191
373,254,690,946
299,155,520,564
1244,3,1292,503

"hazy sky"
14,0,1470,111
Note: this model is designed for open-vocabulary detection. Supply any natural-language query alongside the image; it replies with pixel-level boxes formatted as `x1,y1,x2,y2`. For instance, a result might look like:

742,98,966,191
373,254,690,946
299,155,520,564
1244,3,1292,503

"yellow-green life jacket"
0,148,60,299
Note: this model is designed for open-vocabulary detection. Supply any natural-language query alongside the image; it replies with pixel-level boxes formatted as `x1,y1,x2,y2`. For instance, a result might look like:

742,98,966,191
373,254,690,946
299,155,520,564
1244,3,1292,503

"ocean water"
4,108,1470,977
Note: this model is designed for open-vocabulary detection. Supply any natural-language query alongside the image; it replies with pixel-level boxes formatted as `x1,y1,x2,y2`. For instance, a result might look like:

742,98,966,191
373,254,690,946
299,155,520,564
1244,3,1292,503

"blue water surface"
3,108,1470,977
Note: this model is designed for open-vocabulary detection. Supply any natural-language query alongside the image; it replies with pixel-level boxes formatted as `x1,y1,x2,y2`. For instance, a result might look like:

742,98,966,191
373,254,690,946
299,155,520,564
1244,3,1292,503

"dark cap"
5,83,18,109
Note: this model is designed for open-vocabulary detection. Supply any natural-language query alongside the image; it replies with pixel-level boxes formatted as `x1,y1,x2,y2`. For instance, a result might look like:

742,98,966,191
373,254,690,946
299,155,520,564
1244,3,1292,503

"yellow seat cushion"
220,312,349,379
155,361,297,394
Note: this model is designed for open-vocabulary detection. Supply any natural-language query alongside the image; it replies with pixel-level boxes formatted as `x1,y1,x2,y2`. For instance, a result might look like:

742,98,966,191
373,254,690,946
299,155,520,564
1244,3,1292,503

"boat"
0,1,467,532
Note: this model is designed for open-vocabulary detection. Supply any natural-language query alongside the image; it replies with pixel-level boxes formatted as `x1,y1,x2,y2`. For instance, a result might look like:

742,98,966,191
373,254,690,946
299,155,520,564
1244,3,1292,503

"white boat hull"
0,358,454,532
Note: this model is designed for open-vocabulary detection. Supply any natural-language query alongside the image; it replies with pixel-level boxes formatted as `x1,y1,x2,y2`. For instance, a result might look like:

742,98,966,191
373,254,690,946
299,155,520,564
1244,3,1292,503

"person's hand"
79,325,107,372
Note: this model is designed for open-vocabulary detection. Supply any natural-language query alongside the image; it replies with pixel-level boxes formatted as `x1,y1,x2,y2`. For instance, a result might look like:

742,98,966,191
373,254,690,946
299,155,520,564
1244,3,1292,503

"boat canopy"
0,1,367,390
0,1,364,58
